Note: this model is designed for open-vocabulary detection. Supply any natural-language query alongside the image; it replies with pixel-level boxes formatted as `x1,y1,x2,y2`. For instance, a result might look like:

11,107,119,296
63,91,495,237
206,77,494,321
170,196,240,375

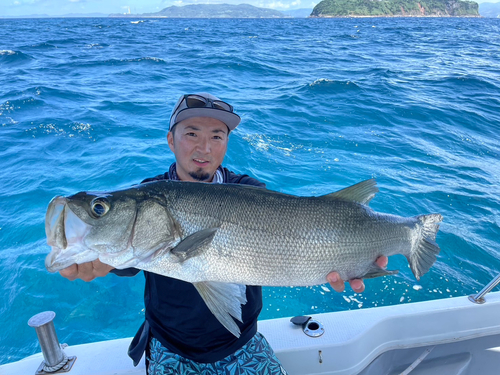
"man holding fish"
53,92,432,374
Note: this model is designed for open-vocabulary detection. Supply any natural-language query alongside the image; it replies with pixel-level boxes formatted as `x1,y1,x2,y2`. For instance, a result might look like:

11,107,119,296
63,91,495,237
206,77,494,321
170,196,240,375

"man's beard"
189,169,211,182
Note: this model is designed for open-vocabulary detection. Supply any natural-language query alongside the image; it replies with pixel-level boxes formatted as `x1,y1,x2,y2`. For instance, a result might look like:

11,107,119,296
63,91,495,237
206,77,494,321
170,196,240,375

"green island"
310,0,480,17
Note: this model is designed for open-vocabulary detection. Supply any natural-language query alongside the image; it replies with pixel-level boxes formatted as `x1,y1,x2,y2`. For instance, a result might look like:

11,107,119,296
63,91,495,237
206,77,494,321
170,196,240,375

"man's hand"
327,256,389,293
59,259,114,282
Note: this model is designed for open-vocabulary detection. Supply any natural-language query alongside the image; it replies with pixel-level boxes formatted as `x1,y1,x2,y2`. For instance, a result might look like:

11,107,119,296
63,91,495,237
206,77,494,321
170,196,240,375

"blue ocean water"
1,17,499,365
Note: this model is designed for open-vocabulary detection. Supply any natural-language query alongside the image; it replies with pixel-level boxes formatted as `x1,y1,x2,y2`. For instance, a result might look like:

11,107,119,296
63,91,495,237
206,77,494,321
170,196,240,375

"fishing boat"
2,276,500,375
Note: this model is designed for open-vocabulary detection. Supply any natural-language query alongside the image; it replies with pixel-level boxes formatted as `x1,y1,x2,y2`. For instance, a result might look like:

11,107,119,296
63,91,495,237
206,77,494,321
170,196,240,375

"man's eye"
186,132,196,136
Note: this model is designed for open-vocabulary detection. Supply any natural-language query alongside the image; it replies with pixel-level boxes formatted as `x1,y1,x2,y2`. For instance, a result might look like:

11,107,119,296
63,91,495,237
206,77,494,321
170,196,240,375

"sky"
0,0,320,16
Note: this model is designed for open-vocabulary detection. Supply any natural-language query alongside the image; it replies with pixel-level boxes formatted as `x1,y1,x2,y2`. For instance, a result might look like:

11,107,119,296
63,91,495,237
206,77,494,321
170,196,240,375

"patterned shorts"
147,332,289,375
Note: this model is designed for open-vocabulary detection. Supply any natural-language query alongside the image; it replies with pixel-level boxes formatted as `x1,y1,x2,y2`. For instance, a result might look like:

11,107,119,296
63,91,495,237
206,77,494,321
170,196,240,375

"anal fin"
362,263,399,279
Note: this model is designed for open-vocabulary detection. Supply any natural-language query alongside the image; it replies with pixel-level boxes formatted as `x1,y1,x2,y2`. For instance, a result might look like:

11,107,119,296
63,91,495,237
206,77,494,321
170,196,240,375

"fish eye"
90,198,110,218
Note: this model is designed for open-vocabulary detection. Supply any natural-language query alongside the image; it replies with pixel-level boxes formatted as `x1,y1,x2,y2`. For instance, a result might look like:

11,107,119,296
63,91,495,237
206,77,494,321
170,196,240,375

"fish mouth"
45,196,97,273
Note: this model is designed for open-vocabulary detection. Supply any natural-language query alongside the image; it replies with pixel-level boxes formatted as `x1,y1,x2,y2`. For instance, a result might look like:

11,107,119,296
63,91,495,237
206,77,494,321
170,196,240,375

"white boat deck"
2,292,500,375
265,291,500,374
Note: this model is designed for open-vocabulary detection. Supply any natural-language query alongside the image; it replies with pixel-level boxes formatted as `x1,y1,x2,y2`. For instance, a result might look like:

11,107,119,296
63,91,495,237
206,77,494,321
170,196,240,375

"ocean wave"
128,56,167,64
85,43,110,49
0,50,33,64
27,42,57,49
92,100,158,116
301,78,361,94
53,56,168,69
45,38,83,46
428,74,500,92
34,85,93,102
203,57,291,77
309,78,360,88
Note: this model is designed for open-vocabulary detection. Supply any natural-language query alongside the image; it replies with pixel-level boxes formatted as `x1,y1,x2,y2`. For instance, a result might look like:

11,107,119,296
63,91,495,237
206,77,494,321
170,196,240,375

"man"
60,92,388,374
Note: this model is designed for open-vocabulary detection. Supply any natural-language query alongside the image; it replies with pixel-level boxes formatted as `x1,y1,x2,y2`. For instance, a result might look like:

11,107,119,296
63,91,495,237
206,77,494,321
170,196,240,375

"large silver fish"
45,179,442,337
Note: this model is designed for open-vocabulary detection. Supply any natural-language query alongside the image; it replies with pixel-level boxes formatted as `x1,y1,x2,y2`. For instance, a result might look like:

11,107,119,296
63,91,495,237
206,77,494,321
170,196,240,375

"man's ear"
167,131,175,153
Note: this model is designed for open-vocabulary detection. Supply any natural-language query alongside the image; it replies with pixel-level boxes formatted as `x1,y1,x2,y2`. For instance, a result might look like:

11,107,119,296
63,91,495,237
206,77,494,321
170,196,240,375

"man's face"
167,117,229,182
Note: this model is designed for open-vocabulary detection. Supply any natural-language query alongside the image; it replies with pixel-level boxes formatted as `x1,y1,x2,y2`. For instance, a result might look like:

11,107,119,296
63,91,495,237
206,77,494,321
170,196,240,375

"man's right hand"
327,256,389,293
59,259,114,282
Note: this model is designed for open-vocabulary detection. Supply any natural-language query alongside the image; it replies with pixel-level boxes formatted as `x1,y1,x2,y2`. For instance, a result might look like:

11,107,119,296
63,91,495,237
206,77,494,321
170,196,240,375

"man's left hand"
327,256,389,293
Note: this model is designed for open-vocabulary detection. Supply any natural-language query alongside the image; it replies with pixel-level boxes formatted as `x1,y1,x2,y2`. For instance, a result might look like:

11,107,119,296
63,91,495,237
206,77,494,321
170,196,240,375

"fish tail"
407,213,443,280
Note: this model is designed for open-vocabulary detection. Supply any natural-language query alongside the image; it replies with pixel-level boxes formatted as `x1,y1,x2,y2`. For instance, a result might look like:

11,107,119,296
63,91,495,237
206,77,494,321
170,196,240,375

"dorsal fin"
322,178,379,205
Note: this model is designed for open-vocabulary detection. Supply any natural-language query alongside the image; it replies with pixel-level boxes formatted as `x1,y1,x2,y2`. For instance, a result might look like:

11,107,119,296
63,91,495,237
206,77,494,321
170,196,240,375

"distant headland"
109,4,290,19
310,0,480,17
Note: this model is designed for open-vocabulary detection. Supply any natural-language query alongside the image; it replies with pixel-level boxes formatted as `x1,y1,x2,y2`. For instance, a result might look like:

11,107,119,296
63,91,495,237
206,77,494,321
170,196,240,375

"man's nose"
196,137,211,153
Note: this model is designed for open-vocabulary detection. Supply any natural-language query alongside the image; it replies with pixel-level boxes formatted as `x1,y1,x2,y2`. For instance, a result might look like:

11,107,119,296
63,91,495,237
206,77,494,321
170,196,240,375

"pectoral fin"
170,228,218,263
193,281,247,338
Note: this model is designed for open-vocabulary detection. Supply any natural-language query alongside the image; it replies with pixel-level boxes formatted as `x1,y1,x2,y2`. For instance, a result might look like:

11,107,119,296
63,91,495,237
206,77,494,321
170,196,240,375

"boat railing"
468,274,500,304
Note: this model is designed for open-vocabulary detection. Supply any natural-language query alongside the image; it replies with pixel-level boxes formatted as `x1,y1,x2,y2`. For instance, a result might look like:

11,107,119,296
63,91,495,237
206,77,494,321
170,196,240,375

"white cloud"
120,5,132,13
12,0,40,4
257,0,306,10
265,1,290,9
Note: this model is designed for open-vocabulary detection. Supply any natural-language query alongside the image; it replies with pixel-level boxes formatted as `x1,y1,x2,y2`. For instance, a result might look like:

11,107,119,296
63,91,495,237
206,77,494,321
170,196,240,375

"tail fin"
407,213,443,280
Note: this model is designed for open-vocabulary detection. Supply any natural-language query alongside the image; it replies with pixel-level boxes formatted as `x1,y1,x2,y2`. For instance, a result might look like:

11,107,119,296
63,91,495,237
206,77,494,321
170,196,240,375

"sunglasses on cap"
177,94,234,113
169,93,240,132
